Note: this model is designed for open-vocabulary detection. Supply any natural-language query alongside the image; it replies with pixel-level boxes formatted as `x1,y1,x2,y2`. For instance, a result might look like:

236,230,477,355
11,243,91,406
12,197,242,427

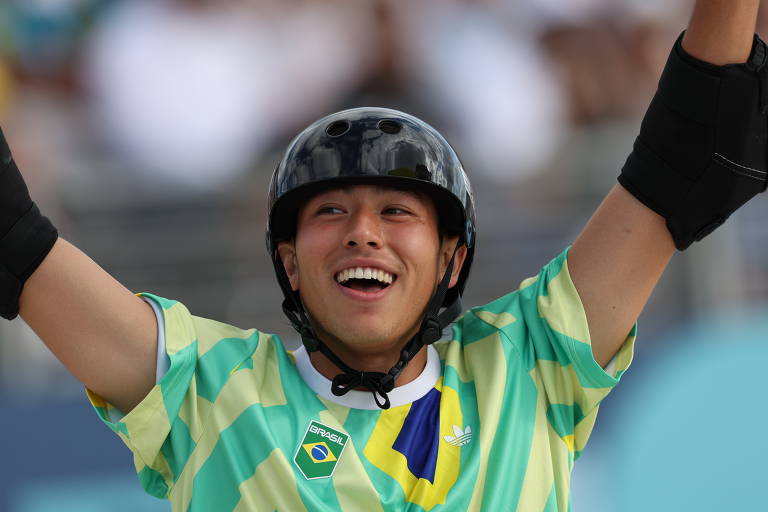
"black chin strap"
327,295,461,409
277,242,463,409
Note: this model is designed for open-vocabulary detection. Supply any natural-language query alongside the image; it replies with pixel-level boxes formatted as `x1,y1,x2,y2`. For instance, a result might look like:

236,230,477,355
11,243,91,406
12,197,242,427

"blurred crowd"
1,0,767,396
0,0,694,186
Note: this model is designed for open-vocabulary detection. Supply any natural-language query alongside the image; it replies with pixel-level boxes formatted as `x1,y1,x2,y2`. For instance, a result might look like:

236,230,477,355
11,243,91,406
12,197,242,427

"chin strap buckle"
419,317,442,345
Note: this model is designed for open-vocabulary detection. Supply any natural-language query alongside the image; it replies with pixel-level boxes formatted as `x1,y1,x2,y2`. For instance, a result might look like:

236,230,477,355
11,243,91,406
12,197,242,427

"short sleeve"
86,293,261,498
521,249,635,384
473,248,636,458
524,249,635,456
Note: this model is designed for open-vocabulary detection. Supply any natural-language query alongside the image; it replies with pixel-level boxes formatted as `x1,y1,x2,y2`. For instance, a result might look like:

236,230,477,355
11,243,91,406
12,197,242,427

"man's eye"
383,207,410,215
318,206,344,215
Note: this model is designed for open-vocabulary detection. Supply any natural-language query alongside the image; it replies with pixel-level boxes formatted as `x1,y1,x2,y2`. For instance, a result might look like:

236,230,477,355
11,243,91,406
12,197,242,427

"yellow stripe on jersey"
536,260,591,346
472,310,518,330
232,449,307,512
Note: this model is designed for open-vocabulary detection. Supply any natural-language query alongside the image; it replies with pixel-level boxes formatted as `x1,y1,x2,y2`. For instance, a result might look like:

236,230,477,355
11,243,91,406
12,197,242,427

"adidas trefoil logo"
443,424,472,446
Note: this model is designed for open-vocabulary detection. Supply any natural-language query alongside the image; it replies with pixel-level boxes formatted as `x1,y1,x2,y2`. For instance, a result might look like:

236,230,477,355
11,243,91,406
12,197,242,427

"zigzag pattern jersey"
88,249,635,511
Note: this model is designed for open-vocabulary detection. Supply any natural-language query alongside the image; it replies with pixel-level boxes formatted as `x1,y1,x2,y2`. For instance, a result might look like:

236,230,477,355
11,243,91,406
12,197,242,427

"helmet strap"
274,241,463,410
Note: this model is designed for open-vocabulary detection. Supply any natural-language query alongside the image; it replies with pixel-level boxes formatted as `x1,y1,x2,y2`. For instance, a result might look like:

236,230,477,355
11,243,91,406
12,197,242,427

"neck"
308,343,429,388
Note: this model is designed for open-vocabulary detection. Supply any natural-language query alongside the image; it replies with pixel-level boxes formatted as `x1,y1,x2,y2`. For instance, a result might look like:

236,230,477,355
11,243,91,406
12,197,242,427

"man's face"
278,184,465,355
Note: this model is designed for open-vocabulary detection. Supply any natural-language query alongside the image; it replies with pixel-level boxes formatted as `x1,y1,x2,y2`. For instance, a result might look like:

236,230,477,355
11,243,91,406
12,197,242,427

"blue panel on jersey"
392,387,441,483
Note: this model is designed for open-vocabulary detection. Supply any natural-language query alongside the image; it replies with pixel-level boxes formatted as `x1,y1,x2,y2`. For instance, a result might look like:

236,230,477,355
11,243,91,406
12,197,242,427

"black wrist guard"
0,128,58,320
619,33,768,250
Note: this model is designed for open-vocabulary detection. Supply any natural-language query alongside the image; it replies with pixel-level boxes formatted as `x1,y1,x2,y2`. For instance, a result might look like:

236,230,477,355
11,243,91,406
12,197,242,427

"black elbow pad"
619,33,768,250
0,129,58,320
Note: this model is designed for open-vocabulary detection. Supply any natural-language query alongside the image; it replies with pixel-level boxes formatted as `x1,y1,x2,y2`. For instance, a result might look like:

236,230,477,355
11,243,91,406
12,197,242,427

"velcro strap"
0,203,58,281
618,138,693,218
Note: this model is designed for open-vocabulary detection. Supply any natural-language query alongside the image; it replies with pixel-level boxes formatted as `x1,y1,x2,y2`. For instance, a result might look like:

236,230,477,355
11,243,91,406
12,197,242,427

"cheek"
392,227,441,271
296,226,336,254
294,225,340,277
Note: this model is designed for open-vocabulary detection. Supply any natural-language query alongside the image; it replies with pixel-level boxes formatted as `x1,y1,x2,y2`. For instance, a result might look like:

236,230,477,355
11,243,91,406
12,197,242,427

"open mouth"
335,267,396,292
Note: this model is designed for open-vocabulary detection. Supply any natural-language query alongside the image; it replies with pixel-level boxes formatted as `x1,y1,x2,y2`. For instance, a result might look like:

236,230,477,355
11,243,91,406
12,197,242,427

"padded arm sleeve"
0,129,58,319
619,33,768,250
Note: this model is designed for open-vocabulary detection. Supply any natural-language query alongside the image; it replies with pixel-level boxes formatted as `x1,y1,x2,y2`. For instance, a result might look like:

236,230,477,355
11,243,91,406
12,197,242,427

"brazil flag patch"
294,420,349,479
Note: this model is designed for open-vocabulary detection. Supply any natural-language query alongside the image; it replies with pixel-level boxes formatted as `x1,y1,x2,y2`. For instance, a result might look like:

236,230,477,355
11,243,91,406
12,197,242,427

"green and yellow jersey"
89,249,634,511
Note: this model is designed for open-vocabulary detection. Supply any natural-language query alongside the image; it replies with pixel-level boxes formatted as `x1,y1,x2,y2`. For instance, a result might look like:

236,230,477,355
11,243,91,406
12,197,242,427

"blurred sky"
1,1,766,510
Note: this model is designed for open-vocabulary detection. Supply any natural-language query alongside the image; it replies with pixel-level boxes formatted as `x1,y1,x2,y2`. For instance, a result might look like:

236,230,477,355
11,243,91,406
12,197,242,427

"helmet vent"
326,120,351,137
378,119,402,134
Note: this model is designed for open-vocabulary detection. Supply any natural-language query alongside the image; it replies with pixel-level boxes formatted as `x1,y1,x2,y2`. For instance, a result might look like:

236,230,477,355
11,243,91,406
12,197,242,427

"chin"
324,319,410,351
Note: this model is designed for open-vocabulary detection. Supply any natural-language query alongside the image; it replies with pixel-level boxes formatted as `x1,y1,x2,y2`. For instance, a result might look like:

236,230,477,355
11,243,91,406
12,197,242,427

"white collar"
292,344,441,410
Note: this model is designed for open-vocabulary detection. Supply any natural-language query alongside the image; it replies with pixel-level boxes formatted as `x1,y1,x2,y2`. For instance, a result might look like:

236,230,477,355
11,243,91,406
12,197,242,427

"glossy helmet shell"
267,107,476,305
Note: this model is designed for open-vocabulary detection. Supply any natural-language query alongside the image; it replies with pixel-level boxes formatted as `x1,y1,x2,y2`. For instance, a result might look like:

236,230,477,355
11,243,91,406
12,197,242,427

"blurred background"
1,0,767,510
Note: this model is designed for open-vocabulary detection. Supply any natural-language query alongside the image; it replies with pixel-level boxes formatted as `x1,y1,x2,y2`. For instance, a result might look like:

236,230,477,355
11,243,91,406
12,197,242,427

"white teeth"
335,267,395,285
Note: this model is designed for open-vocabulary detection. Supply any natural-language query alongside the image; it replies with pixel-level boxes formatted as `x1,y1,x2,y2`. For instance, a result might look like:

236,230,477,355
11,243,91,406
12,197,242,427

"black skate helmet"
267,107,476,408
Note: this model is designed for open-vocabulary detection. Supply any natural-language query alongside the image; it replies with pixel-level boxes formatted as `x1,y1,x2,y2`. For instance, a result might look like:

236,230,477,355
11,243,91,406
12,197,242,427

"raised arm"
2,131,157,413
569,0,762,366
20,239,158,412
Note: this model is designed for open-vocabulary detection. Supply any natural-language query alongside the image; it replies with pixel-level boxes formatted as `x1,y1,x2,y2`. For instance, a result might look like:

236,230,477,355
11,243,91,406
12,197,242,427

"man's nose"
344,210,383,248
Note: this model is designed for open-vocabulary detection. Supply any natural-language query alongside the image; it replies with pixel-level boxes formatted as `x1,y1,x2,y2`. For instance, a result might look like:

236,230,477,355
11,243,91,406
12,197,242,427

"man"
1,0,764,510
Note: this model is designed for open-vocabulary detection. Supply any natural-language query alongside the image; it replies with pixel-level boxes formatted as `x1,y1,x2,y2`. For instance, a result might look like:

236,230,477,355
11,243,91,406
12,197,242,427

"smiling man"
266,111,474,413
1,0,766,510
279,182,466,394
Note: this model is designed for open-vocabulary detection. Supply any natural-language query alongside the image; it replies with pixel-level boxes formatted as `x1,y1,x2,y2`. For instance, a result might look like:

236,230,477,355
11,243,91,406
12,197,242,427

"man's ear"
277,240,299,291
440,236,468,289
